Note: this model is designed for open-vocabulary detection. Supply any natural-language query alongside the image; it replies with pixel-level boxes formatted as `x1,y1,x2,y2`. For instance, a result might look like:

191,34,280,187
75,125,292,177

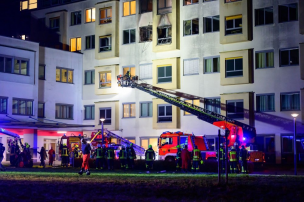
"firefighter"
175,145,182,172
9,140,16,166
181,145,191,173
0,143,5,171
106,145,115,170
74,144,79,158
119,146,127,170
191,145,202,173
234,142,240,173
61,143,69,167
239,145,249,173
217,143,225,172
125,71,131,85
145,145,155,171
95,144,105,170
79,138,92,175
127,143,136,169
38,147,47,168
229,146,237,173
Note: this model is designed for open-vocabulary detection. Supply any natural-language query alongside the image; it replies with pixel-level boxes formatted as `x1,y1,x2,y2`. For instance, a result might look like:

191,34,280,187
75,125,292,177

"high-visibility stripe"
157,64,171,68
226,15,242,21
225,57,243,60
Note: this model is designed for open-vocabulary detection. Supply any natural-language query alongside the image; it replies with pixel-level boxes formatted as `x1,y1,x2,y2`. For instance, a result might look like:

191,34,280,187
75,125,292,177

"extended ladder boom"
0,128,20,139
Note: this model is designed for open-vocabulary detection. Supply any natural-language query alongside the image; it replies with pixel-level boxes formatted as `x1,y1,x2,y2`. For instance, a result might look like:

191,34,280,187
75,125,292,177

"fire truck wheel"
165,156,175,163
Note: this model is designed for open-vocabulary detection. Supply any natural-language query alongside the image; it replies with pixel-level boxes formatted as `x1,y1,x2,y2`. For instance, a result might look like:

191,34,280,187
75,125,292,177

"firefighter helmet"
177,145,180,149
98,144,101,148
148,145,152,149
63,143,67,146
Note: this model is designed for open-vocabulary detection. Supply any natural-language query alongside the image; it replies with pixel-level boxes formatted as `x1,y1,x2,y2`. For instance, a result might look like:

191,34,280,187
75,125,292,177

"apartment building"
1,0,304,164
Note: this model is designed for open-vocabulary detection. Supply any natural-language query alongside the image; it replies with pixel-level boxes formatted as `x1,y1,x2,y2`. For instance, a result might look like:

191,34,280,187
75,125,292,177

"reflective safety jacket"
192,149,201,161
107,148,114,160
74,148,79,158
127,147,136,159
96,148,105,159
119,149,127,160
216,148,225,160
176,148,182,159
61,146,69,157
239,148,248,161
229,149,237,162
145,148,155,161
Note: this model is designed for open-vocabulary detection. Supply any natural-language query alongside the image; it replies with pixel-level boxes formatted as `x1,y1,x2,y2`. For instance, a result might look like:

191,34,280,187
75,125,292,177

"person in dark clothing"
48,147,55,166
61,144,69,167
175,145,182,172
94,144,105,170
38,147,47,168
145,145,155,172
0,143,6,171
79,138,92,175
106,146,115,170
119,146,127,170
181,145,191,173
239,145,249,173
127,143,136,169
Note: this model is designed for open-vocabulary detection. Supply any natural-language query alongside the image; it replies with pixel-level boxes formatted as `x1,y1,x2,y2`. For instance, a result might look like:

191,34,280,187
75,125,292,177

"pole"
101,121,104,144
218,129,221,185
225,129,229,185
294,117,297,175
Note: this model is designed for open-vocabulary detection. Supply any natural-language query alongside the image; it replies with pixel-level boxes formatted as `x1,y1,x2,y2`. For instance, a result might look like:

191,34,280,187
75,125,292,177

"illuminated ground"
0,167,304,201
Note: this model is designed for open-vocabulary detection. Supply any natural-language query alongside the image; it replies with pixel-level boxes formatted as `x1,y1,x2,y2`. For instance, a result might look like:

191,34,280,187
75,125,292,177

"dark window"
85,70,95,84
99,35,111,52
71,11,81,25
255,7,273,26
12,99,33,116
204,98,221,114
184,18,199,36
140,0,153,13
84,105,95,120
123,29,136,44
280,48,299,66
56,67,73,83
279,3,298,23
256,51,274,69
38,103,45,118
158,66,172,83
226,100,244,119
225,15,242,35
204,15,220,33
282,136,293,153
85,35,95,49
39,65,45,80
140,26,153,42
55,104,73,119
184,0,199,5
140,102,153,117
281,92,300,111
158,104,172,122
100,108,111,124
49,17,60,31
225,57,243,77
157,26,172,45
256,94,275,112
100,7,112,24
158,0,172,15
204,57,220,73
0,97,8,114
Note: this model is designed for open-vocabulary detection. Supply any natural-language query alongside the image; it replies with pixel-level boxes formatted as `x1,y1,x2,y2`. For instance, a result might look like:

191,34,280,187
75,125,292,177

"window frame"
139,63,152,80
56,67,74,84
38,102,45,118
84,105,95,120
279,47,299,67
280,92,300,111
99,107,112,125
49,17,60,31
157,104,172,122
122,102,136,118
204,15,220,33
84,70,95,85
183,58,199,76
123,29,136,45
157,26,172,45
123,66,136,78
11,57,29,76
278,3,298,23
255,50,274,69
0,96,8,114
184,99,200,116
157,0,172,15
255,7,274,26
204,97,221,114
184,0,199,6
123,1,137,17
204,56,220,74
99,7,112,24
226,99,244,120
55,103,73,119
140,0,153,14
99,71,111,88
225,0,242,3
71,10,82,26
99,35,112,52
225,15,242,35
140,101,153,118
157,65,172,83
70,37,81,52
39,64,45,80
256,93,275,112
12,98,34,116
139,26,153,43
183,18,199,36
85,35,95,50
85,7,95,23
225,57,243,78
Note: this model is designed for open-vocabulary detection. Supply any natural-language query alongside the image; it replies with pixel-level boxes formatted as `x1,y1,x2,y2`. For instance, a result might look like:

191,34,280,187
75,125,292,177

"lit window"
20,0,37,11
158,104,172,122
84,105,95,120
29,0,37,9
279,3,298,23
70,37,81,52
281,92,300,111
157,26,172,45
39,65,45,80
158,0,172,15
204,15,220,33
100,7,112,24
12,99,33,116
280,48,299,66
139,26,152,42
225,57,243,77
71,11,81,26
20,1,28,10
123,1,136,16
14,59,29,75
50,17,60,32
140,102,152,117
99,72,111,88
157,66,172,83
256,94,275,112
184,18,199,36
123,29,136,44
21,35,26,40
85,8,95,23
56,67,73,83
56,104,73,119
256,51,274,69
225,15,242,35
0,97,8,114
204,57,220,73
184,100,199,115
123,66,136,78
123,103,136,118
140,0,153,13
184,0,199,5
99,35,111,52
100,108,112,124
85,35,95,50
85,70,95,84
38,103,45,118
226,100,244,119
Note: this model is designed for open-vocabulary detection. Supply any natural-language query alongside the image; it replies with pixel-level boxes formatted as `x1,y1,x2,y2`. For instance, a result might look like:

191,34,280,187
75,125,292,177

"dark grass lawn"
0,168,304,202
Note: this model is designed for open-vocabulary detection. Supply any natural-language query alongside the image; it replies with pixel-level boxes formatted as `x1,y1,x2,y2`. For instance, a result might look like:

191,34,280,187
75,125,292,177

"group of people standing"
37,147,55,168
175,145,203,173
